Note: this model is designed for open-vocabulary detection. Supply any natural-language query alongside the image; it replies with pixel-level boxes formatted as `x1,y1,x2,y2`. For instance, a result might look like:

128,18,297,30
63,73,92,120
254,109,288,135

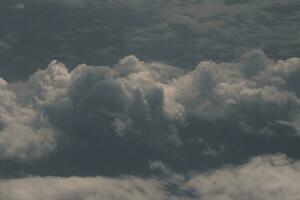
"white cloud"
0,82,57,161
1,154,300,200
0,176,171,200
186,154,300,200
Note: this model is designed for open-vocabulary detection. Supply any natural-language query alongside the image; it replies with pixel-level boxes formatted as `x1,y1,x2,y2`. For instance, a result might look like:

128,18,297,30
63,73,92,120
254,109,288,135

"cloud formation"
1,154,300,200
0,77,57,161
0,50,299,177
1,0,299,198
1,0,300,80
187,154,300,200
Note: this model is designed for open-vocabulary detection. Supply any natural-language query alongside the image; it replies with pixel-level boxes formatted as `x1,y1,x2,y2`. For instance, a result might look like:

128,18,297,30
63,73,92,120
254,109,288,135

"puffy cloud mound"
187,154,300,200
0,50,300,174
0,77,57,162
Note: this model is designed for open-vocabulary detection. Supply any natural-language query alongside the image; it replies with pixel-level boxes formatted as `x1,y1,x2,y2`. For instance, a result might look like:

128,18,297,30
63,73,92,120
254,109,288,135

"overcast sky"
0,0,300,199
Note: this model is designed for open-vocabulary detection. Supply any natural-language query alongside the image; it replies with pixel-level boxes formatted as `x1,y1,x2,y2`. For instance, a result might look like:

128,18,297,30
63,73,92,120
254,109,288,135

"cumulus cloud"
1,0,299,196
187,154,300,200
0,50,299,176
0,78,57,161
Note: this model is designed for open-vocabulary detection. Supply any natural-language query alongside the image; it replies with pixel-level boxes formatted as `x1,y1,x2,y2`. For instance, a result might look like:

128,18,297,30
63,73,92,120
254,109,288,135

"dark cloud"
0,50,300,177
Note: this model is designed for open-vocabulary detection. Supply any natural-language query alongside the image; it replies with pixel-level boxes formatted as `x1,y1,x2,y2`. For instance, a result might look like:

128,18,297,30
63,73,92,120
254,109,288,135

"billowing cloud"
1,0,299,197
0,50,299,177
0,78,57,161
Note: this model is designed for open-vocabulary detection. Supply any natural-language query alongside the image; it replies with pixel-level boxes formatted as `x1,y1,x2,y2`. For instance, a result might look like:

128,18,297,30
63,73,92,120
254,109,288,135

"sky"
0,0,300,199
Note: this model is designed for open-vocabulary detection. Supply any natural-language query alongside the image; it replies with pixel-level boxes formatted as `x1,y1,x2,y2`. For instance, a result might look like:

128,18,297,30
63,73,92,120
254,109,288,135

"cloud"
0,176,171,200
0,78,57,161
0,41,13,54
0,50,299,176
1,1,299,196
1,154,300,200
278,114,300,135
187,154,300,200
129,0,300,64
1,0,300,80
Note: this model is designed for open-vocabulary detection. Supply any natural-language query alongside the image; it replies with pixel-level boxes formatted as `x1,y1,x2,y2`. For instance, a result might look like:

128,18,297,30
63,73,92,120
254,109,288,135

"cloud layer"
0,176,169,200
1,154,300,200
1,1,299,198
1,0,300,80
